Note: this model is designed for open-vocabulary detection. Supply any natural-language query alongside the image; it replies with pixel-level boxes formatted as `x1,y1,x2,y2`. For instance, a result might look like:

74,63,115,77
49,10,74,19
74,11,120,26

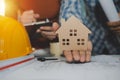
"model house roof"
56,16,91,34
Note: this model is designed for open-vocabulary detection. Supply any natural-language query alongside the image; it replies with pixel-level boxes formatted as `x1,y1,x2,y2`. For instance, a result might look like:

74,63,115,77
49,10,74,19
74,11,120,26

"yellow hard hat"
0,16,33,60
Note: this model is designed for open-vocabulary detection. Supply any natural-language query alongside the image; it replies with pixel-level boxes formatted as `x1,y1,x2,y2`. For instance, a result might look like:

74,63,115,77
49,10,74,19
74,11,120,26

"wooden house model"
56,16,91,51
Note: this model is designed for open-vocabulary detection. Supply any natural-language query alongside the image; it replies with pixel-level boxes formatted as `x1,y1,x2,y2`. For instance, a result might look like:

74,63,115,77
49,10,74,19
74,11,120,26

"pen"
23,19,52,27
37,57,58,62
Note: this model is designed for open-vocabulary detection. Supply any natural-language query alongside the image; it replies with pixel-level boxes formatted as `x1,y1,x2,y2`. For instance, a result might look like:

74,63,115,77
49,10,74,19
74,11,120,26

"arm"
19,10,59,40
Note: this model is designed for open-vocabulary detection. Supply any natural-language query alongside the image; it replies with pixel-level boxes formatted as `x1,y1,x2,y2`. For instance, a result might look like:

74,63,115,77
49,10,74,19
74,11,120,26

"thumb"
34,14,40,19
52,22,59,31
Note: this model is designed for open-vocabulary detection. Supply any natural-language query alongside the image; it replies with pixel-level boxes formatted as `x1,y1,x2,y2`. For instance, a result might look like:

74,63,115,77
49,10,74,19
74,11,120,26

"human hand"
63,41,92,63
20,10,40,24
36,22,59,40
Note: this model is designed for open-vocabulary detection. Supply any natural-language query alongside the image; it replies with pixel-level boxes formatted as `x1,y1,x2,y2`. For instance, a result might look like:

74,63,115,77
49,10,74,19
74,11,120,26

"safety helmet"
0,16,33,60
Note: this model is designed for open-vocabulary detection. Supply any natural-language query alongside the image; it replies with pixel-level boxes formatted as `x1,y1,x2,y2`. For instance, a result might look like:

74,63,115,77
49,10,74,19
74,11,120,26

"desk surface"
0,55,120,80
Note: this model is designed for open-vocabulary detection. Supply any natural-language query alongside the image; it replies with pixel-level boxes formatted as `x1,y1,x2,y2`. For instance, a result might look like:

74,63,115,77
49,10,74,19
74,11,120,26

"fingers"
37,22,59,40
64,51,91,63
40,26,54,31
72,50,80,61
65,41,92,63
38,26,57,40
52,22,59,31
86,41,92,62
40,22,59,31
85,51,91,62
79,51,86,62
63,50,73,63
41,31,57,40
34,13,40,19
20,10,40,24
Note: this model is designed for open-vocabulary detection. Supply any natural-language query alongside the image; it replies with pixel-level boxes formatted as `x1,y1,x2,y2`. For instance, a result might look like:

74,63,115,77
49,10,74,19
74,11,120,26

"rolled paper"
99,0,120,22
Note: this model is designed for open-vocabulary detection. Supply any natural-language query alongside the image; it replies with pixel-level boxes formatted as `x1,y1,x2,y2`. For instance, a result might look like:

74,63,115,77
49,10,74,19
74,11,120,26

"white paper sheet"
0,55,120,80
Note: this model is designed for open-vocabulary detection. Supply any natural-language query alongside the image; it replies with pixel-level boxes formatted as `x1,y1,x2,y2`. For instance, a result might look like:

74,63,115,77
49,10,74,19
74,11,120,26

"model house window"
77,39,85,45
69,29,77,36
62,39,70,45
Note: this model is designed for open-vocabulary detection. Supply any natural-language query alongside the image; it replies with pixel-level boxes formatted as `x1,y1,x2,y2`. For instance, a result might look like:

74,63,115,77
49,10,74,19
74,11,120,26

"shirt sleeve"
59,0,84,23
